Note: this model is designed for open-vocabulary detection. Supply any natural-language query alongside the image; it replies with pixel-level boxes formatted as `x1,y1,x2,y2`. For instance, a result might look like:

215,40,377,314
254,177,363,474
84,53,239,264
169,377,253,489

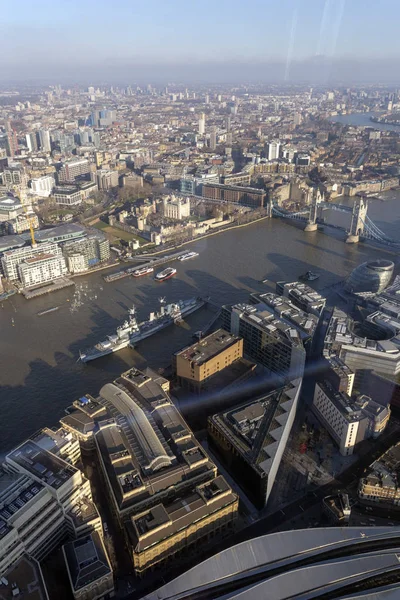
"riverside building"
58,368,238,576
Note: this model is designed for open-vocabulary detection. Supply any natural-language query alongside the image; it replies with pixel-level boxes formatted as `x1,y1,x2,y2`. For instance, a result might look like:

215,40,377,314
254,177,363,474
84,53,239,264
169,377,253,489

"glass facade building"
344,260,394,295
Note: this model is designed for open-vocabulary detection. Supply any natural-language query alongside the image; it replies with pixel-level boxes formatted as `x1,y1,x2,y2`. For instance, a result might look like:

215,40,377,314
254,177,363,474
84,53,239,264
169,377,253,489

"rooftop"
209,381,301,475
63,532,112,592
231,302,303,347
175,329,240,365
361,443,400,491
6,440,78,490
0,556,48,600
252,292,319,338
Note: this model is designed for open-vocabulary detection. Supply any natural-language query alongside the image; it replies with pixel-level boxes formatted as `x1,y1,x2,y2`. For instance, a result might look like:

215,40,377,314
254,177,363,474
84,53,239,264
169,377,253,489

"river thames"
0,194,399,453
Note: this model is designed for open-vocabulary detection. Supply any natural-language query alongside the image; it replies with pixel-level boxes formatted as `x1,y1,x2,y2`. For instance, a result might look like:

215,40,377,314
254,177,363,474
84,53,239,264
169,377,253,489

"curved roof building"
344,260,394,295
143,527,400,600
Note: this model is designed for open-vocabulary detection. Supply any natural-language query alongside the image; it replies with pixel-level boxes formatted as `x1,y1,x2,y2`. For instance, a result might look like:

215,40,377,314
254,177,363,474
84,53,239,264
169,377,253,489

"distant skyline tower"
267,140,280,161
6,121,18,157
198,113,205,135
209,126,217,151
38,129,51,152
25,132,37,153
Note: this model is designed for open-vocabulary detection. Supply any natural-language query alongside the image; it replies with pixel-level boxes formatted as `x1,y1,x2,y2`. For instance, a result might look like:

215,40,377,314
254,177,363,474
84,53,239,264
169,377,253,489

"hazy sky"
1,0,400,82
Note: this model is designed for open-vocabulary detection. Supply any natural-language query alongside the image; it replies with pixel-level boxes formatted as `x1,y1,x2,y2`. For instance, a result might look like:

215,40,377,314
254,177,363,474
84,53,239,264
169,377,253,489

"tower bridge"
272,195,399,247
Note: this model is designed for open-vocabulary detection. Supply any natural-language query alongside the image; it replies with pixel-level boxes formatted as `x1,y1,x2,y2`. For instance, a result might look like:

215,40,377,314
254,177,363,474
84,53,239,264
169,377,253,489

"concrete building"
63,233,110,273
1,242,64,282
0,440,101,577
174,329,244,394
96,169,119,191
63,532,114,600
6,211,39,235
38,129,51,152
267,141,280,161
322,493,352,525
0,196,24,222
18,251,68,288
59,368,238,576
31,427,81,466
30,175,55,198
2,167,28,190
208,379,302,508
58,159,91,184
161,194,191,220
276,281,326,316
324,356,355,396
202,183,265,208
53,186,83,206
358,443,400,507
25,133,38,153
198,113,205,135
209,126,217,150
222,301,306,382
0,556,49,600
312,382,390,456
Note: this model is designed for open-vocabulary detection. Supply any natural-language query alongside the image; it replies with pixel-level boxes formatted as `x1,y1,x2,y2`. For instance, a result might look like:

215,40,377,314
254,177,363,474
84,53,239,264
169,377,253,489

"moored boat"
155,267,177,281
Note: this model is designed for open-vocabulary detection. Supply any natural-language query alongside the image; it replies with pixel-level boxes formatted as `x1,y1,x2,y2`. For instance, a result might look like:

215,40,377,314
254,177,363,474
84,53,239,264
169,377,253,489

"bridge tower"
267,200,273,218
346,196,368,243
304,188,323,232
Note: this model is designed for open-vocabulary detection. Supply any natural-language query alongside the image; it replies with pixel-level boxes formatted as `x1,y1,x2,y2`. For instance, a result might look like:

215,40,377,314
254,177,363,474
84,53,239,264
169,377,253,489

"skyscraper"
267,141,281,161
38,129,51,152
25,132,37,153
198,113,205,135
6,121,18,157
210,126,217,150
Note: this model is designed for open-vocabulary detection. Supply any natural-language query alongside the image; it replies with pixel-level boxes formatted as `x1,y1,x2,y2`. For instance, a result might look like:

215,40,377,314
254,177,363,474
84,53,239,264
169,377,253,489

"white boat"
155,267,177,282
178,251,199,261
132,266,154,277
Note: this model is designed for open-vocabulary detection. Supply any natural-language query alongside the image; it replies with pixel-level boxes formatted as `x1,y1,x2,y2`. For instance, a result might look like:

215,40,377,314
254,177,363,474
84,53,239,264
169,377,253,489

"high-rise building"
38,128,51,152
96,169,119,190
5,121,18,157
222,300,306,381
18,251,68,288
198,113,205,135
1,241,64,282
25,132,37,153
208,379,302,508
209,126,217,150
267,141,281,161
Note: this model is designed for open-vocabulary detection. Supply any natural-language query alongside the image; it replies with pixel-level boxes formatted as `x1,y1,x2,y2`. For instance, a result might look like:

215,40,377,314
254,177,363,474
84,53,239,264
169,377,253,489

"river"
330,112,400,133
1,195,400,454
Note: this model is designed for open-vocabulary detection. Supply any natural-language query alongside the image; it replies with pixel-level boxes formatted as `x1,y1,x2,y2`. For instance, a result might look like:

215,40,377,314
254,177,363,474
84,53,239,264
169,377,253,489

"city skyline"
2,0,400,83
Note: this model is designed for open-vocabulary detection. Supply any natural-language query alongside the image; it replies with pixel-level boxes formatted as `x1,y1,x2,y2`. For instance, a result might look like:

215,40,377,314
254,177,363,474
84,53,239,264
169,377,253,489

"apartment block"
63,233,110,273
18,251,68,288
58,159,91,184
202,182,265,208
312,382,390,456
1,242,64,282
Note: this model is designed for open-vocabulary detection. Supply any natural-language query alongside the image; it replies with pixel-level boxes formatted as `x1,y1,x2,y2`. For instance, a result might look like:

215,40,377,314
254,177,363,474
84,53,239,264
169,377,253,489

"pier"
103,251,185,282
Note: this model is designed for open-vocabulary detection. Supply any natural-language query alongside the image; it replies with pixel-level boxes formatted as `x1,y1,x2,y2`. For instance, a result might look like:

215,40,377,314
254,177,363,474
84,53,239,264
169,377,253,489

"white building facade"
31,175,55,198
18,252,68,288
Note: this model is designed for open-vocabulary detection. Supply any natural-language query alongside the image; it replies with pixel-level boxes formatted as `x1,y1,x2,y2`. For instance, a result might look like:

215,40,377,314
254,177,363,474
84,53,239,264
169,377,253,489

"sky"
1,0,400,83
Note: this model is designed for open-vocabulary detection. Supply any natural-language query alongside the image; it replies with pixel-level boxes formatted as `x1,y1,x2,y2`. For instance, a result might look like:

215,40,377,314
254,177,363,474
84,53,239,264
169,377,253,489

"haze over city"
2,0,400,83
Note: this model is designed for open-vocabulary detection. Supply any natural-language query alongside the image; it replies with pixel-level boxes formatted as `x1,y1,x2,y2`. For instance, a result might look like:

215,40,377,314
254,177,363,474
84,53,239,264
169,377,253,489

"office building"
63,532,114,600
63,232,110,273
267,141,280,161
324,356,355,396
202,183,265,208
198,113,205,135
161,194,191,220
0,439,101,576
58,159,91,184
174,329,245,394
30,175,55,197
322,493,352,525
220,172,251,186
323,308,400,377
0,196,23,222
209,126,217,150
358,443,400,507
31,426,81,466
0,556,49,600
1,242,64,282
144,526,400,600
6,211,39,235
18,251,68,288
53,186,83,206
251,292,319,353
5,121,18,158
61,368,238,576
38,129,51,152
25,132,37,153
208,379,301,508
276,281,326,316
222,301,306,381
312,382,390,456
344,260,394,296
96,169,119,191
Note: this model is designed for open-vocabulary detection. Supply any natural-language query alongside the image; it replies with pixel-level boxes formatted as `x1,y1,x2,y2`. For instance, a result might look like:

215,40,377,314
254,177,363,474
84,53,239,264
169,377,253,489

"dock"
103,251,185,282
22,277,75,299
